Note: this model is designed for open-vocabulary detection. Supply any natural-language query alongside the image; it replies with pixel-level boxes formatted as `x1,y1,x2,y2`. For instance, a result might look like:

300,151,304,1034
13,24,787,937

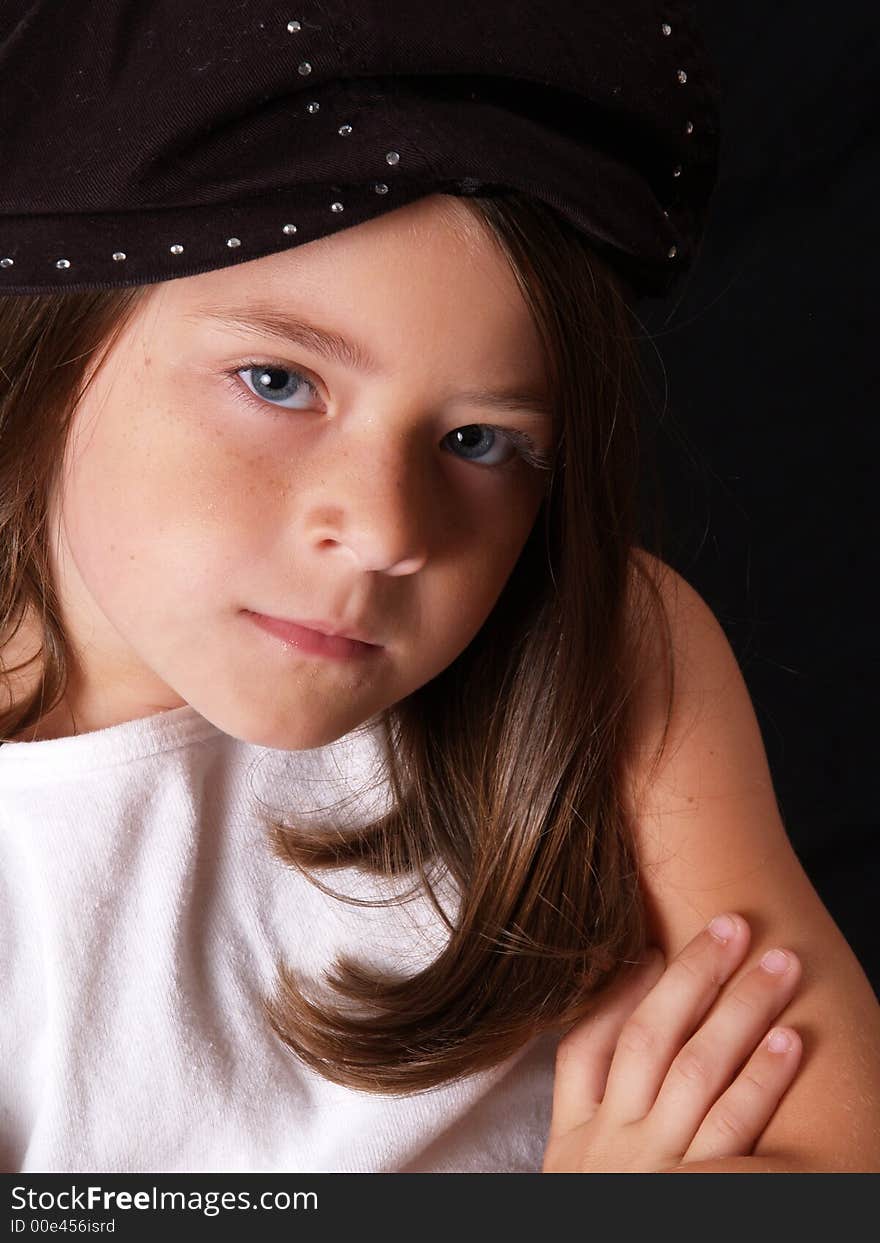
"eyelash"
223,359,555,473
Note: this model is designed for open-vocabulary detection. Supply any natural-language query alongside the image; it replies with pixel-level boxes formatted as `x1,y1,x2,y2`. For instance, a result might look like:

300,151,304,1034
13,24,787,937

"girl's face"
15,195,557,748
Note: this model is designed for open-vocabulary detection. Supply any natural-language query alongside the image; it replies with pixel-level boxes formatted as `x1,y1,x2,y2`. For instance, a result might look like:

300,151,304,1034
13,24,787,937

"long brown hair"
0,192,674,1094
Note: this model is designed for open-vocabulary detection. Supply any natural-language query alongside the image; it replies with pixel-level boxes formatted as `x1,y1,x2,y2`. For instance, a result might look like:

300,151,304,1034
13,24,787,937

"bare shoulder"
619,548,880,1171
620,547,796,888
621,546,733,807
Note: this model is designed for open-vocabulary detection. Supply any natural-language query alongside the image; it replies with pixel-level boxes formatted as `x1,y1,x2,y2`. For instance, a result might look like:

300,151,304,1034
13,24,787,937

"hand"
542,912,803,1172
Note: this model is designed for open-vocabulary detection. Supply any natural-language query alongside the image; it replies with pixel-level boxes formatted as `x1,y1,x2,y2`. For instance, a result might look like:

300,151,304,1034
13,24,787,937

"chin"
219,709,373,753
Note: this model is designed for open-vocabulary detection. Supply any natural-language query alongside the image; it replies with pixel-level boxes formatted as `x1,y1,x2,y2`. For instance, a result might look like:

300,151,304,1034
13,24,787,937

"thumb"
548,947,666,1137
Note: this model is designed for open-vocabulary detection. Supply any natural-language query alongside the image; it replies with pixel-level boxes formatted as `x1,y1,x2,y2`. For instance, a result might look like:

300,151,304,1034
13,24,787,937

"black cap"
0,0,721,299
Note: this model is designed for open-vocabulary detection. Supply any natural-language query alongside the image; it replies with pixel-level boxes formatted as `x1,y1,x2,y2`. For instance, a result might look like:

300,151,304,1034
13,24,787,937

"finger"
677,1024,804,1165
600,912,752,1123
648,945,802,1157
548,948,666,1136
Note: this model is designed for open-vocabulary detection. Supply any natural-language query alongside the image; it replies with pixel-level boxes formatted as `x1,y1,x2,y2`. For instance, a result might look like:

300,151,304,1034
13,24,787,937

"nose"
309,429,432,575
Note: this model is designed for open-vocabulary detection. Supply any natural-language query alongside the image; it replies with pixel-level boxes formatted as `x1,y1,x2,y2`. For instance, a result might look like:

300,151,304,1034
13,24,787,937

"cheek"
415,528,532,675
56,393,271,621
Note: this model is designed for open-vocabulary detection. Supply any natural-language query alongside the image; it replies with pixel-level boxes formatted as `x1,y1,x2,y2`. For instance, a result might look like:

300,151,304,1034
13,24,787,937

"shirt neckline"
0,703,224,781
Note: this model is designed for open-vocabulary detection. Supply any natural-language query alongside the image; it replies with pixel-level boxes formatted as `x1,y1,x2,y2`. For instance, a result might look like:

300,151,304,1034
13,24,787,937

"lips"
284,616,380,646
243,610,382,660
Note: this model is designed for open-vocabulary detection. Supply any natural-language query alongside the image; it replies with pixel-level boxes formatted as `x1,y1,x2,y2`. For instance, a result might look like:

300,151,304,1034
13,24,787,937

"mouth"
242,610,383,661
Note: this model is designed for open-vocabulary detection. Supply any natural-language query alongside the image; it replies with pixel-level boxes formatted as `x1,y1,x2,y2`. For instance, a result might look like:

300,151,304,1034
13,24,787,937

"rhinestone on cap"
0,8,714,297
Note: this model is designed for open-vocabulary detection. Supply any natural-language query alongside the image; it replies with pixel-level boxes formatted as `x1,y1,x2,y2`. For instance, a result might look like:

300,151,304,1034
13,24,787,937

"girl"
1,1,878,1174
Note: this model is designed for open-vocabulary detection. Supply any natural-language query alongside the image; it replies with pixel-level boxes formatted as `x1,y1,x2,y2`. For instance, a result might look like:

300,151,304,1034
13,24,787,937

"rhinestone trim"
0,12,704,285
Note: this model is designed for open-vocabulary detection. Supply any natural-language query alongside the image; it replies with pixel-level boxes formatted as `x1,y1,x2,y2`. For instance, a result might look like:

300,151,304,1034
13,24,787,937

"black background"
636,2,878,994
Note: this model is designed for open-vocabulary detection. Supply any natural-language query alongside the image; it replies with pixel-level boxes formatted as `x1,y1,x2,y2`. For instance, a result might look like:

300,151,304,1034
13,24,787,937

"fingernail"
760,948,791,974
707,913,738,943
767,1027,793,1052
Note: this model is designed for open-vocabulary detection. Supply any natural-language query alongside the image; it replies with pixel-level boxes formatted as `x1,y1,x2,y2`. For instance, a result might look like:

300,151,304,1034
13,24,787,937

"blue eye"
227,361,554,473
447,424,537,469
237,363,319,407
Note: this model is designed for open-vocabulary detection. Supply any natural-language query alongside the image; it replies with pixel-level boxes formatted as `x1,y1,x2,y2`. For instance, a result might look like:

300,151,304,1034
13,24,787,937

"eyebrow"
187,304,555,424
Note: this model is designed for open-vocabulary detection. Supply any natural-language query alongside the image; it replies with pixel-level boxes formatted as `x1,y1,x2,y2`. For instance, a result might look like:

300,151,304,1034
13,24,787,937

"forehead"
170,194,500,297
151,195,548,380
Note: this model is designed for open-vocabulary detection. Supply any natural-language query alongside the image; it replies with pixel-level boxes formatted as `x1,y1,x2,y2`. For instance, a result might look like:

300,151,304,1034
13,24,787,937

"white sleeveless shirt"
0,705,558,1173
